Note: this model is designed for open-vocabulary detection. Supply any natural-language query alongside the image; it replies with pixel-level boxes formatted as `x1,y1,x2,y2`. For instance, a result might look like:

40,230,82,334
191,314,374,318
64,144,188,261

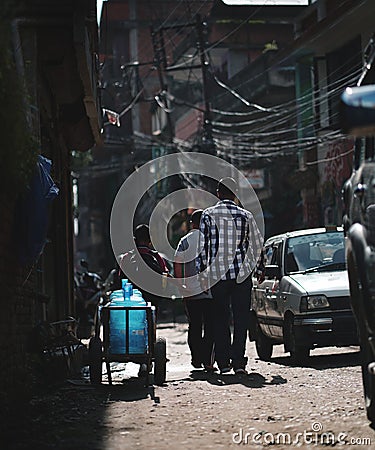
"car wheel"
254,321,273,361
285,317,310,362
290,345,310,362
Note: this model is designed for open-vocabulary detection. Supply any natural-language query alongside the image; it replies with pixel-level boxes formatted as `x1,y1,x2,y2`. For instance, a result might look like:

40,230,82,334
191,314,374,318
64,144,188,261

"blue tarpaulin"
15,155,59,265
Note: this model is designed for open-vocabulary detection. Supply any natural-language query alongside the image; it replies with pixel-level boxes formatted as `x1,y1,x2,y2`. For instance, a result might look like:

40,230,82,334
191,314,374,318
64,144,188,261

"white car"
249,227,358,361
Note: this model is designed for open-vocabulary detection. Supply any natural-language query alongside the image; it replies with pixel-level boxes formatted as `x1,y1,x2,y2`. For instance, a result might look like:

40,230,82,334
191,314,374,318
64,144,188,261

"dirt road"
5,320,374,449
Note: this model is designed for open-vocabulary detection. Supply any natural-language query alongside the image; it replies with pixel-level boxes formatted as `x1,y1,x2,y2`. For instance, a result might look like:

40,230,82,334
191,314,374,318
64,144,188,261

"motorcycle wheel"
347,247,375,424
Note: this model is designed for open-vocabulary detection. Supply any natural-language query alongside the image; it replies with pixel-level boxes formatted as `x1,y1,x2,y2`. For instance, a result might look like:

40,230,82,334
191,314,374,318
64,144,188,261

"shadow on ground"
174,369,288,389
1,375,161,450
96,377,159,402
271,349,361,370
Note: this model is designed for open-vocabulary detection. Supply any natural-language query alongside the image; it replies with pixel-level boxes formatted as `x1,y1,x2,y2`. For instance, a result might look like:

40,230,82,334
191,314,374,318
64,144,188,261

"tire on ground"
284,316,310,363
255,321,273,361
154,337,167,385
89,336,103,384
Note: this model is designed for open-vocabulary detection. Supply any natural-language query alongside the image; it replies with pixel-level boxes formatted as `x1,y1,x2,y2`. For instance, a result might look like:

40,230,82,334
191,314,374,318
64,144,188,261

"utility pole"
196,14,215,155
151,16,215,155
150,25,176,204
151,26,174,144
129,0,140,132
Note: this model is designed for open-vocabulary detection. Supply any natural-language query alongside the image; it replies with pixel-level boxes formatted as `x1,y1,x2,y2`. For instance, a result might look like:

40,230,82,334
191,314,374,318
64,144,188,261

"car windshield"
285,231,345,274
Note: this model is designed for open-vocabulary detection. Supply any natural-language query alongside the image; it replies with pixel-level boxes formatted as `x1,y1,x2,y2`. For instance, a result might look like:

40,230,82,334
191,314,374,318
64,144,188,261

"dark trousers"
184,298,215,367
210,278,251,370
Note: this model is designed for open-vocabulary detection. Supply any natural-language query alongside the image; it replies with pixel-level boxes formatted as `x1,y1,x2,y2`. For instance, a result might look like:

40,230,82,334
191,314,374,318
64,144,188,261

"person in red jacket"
117,224,169,315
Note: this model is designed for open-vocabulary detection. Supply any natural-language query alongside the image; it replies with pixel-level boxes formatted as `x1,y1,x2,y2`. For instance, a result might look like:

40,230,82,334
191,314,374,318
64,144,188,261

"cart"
88,301,167,386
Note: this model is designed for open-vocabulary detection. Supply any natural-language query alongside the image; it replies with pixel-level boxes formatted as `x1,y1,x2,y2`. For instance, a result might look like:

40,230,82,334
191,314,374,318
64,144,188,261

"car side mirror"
340,85,375,136
264,264,281,279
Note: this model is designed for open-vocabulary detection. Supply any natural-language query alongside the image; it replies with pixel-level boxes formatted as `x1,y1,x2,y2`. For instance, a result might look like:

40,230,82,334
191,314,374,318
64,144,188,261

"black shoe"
204,364,218,373
192,360,203,369
219,364,232,375
218,360,231,374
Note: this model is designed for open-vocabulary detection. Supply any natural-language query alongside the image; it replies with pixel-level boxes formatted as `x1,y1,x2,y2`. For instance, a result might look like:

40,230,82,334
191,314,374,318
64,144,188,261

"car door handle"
282,295,287,301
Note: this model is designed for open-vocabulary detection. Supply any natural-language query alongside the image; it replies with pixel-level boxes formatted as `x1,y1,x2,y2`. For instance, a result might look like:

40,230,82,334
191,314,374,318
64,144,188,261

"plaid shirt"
197,200,263,282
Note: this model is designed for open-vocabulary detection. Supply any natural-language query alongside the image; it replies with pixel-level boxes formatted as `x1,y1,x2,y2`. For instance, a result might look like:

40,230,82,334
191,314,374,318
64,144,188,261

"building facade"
75,0,375,282
0,0,101,406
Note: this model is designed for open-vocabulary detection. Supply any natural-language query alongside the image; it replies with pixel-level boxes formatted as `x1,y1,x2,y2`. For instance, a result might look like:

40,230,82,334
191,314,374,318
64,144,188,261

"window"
285,231,344,272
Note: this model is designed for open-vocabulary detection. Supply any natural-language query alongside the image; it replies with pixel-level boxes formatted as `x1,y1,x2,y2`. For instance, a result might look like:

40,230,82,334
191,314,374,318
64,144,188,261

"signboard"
239,168,265,190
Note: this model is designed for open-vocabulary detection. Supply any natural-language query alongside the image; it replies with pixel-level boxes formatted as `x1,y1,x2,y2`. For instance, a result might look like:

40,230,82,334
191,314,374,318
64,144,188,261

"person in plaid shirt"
197,177,263,374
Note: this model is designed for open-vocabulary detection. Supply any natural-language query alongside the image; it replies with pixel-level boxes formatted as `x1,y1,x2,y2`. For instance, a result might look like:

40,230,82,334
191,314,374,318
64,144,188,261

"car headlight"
300,295,330,312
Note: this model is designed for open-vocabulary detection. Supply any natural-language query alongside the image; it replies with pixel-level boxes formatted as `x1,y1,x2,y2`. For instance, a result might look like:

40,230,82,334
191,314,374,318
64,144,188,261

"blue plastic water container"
134,289,155,327
108,289,125,354
122,280,132,301
108,282,148,354
128,289,148,354
109,289,124,302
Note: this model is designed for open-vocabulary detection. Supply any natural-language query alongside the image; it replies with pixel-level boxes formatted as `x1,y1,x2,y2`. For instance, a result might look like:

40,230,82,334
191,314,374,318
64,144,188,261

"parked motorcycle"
340,50,375,424
74,259,115,339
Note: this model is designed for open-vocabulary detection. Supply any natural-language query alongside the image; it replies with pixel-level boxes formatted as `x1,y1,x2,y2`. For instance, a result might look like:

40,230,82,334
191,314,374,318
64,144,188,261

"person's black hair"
217,177,238,200
134,224,150,244
191,209,203,227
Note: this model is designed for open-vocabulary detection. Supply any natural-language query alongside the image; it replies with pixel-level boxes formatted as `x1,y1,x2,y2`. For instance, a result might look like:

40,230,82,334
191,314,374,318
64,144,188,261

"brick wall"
0,191,38,412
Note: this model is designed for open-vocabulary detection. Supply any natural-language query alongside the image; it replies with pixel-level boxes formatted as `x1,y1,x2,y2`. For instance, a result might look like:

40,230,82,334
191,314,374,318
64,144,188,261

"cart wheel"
89,336,103,384
154,337,167,385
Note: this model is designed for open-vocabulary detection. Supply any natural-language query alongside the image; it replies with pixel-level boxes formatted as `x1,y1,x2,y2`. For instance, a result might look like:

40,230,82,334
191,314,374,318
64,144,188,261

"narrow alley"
2,2,375,449
4,318,372,449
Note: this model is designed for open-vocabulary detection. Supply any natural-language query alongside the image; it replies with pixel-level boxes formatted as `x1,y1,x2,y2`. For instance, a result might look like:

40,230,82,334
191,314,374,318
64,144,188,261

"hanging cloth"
14,154,59,265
